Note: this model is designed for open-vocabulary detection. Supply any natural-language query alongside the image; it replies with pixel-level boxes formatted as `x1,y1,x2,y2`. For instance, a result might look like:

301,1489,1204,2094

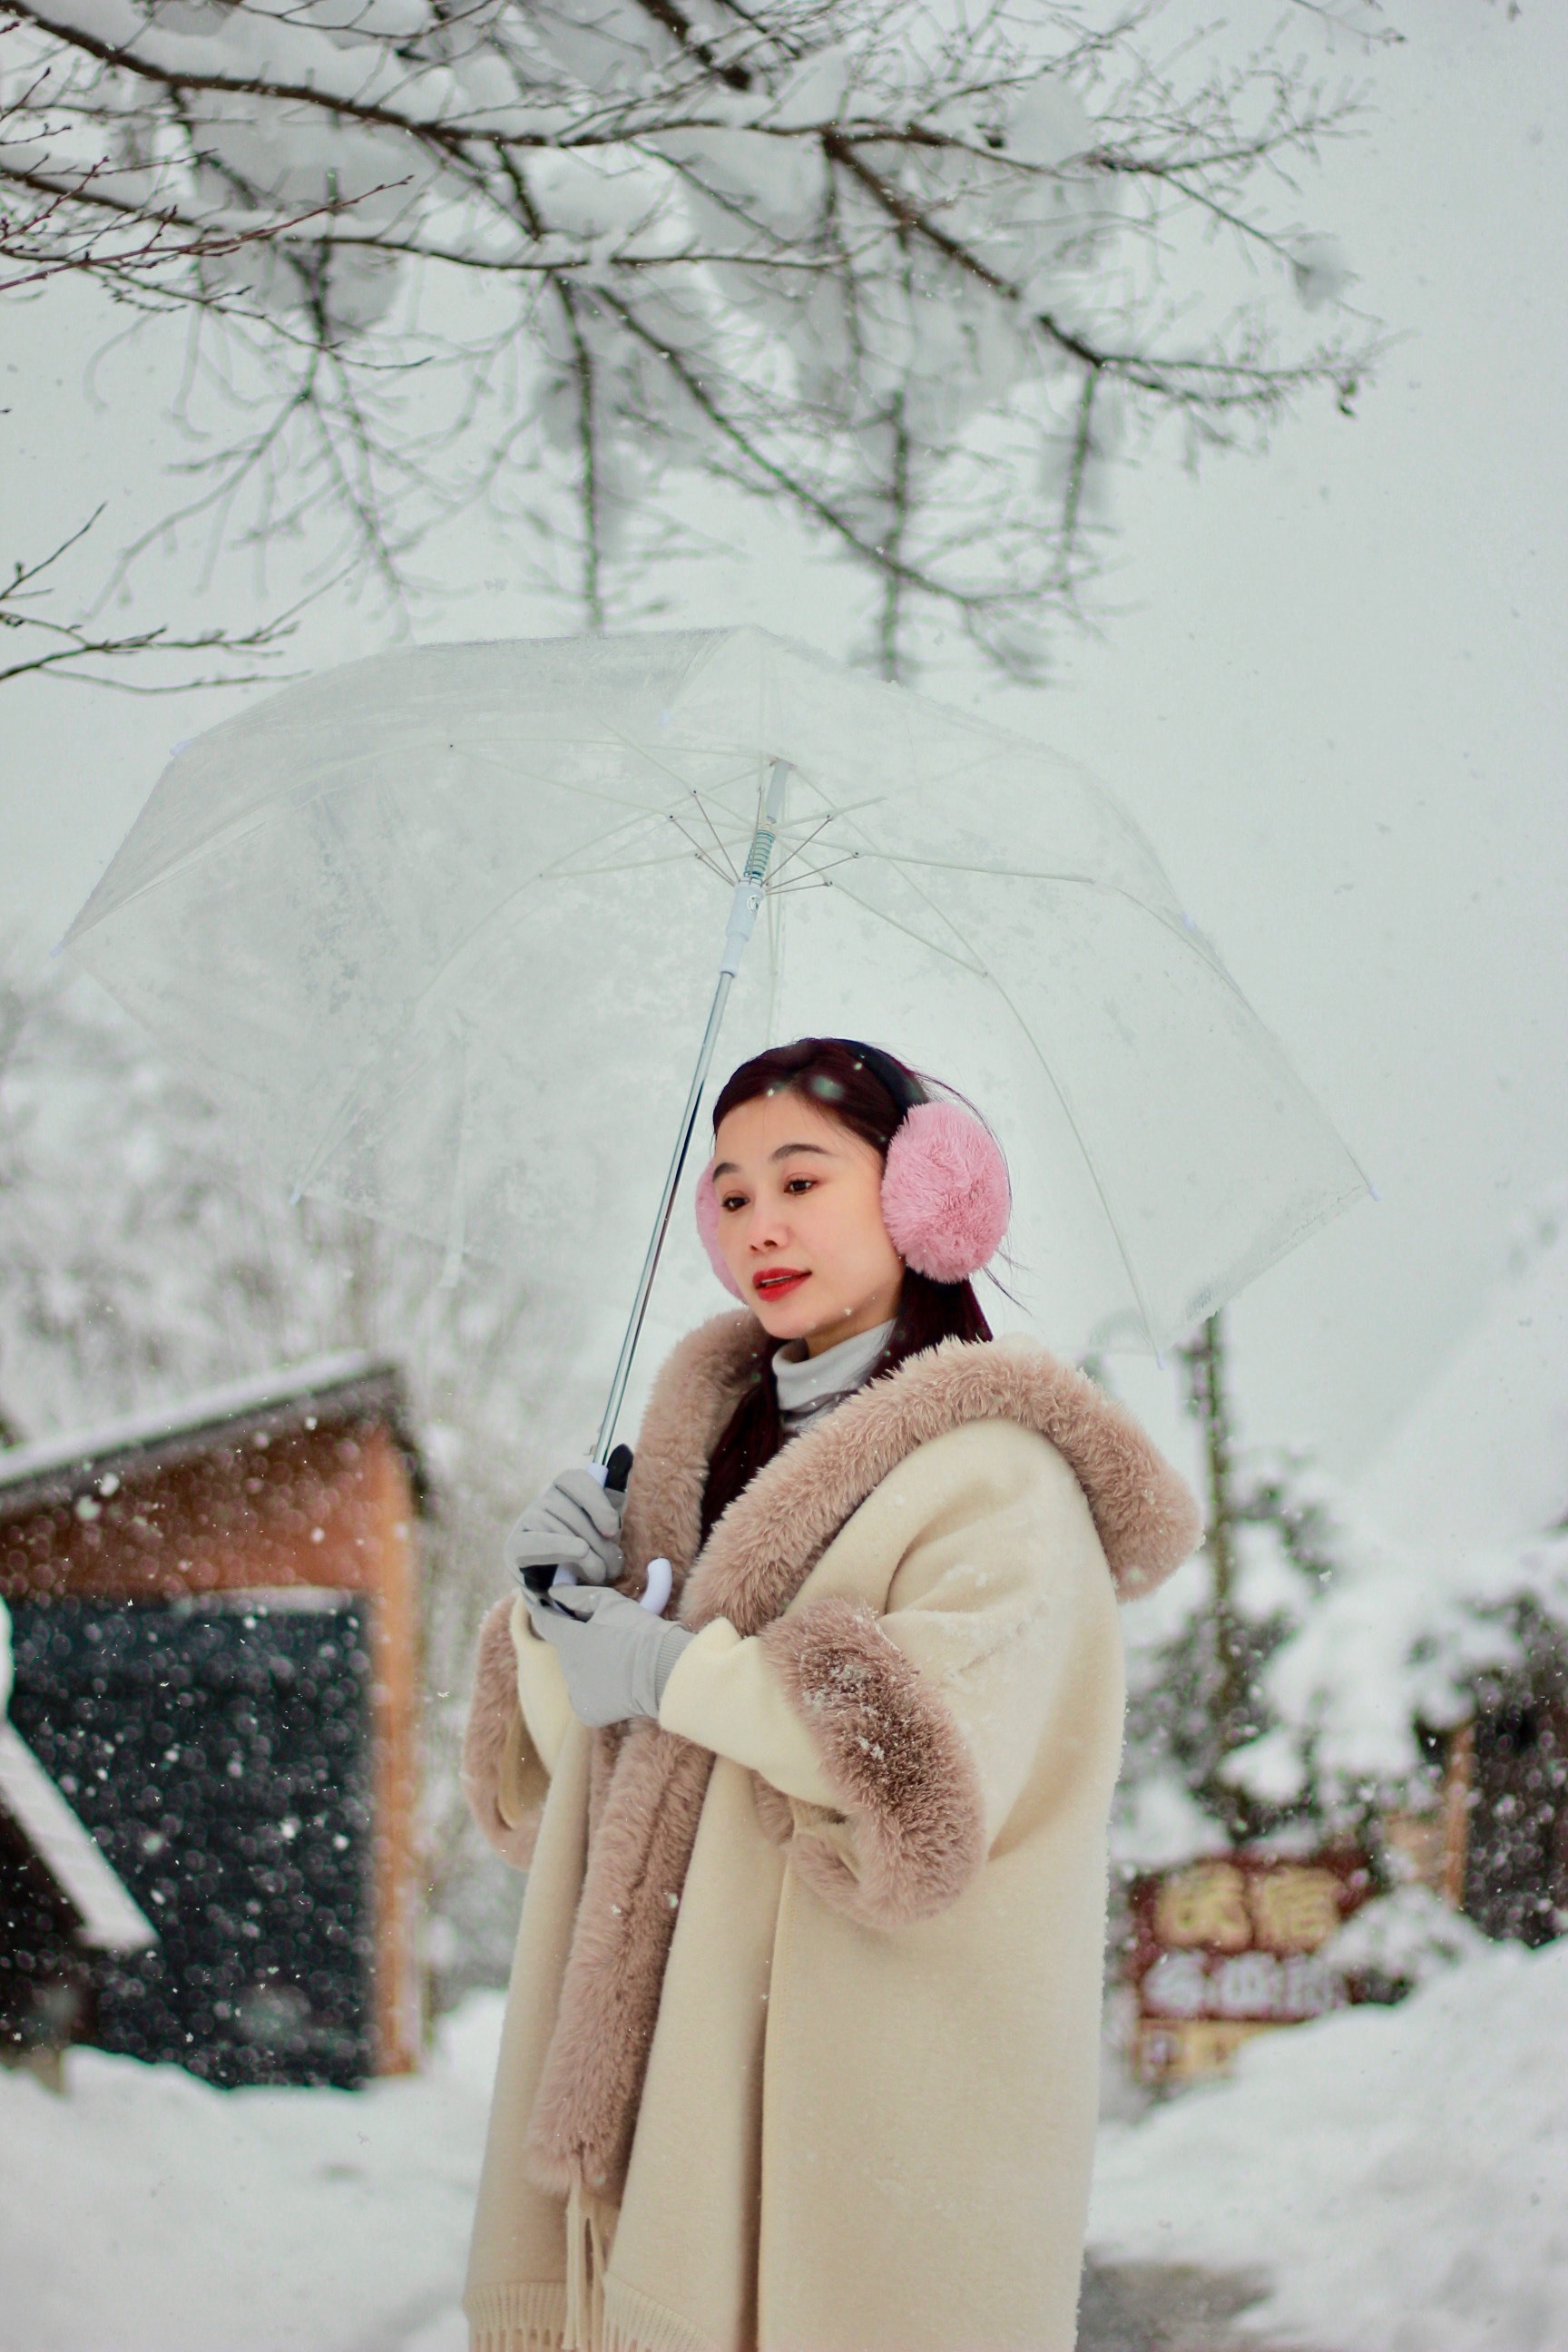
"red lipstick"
753,1268,808,1298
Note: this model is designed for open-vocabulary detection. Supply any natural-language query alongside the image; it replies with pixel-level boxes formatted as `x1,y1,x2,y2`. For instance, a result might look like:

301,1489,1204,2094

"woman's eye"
784,1177,815,1195
719,1193,747,1213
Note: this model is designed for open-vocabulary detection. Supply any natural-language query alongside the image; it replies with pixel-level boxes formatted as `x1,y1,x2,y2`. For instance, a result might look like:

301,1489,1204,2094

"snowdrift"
1091,1938,1568,2351
5,1953,1565,2350
0,1993,505,2352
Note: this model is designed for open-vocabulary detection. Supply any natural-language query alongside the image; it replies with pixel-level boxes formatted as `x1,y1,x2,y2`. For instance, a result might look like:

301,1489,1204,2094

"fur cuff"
760,1597,986,1926
462,1594,541,1870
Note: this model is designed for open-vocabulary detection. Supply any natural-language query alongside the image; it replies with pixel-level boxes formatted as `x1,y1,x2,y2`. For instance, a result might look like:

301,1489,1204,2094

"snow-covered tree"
1113,1310,1434,1870
4,0,1388,674
1113,1282,1568,1964
1116,1429,1367,1864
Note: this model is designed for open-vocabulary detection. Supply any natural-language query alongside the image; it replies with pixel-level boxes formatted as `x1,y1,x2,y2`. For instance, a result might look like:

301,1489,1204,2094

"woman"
461,1038,1200,2352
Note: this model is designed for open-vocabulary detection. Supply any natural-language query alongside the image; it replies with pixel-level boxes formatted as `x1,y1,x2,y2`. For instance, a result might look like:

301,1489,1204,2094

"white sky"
2,0,1563,1481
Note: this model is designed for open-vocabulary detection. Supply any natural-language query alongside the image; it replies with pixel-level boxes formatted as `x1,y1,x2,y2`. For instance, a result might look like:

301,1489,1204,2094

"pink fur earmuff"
695,1097,1009,1296
881,1100,1011,1283
693,1157,744,1298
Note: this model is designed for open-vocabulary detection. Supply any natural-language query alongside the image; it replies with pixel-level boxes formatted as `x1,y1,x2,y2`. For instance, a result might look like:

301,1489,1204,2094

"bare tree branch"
0,511,302,689
2,0,1384,676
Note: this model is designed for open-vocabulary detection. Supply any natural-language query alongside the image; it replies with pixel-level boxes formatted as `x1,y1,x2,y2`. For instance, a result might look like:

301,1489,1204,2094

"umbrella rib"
974,959,1165,1354
763,815,838,885
589,719,757,809
282,802,714,1196
692,849,741,887
552,843,730,880
876,859,1371,1174
829,845,1165,1351
666,811,740,886
487,795,701,889
765,854,863,894
858,852,1252,991
872,850,1181,917
826,878,988,976
288,1043,399,1205
689,792,741,882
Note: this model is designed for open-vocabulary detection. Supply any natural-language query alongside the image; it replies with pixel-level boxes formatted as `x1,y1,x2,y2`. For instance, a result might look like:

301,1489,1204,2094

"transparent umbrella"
64,626,1368,1446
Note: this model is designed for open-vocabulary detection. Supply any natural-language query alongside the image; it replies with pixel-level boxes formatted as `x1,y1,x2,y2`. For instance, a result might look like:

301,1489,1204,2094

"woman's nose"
747,1197,791,1252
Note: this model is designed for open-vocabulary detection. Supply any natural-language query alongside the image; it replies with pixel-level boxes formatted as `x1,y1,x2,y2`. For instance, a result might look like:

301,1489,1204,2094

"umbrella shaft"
594,760,791,1464
594,968,734,1463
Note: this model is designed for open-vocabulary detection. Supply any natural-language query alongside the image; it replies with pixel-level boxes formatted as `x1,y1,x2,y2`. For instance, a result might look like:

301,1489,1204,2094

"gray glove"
525,1586,694,1728
504,1465,625,1591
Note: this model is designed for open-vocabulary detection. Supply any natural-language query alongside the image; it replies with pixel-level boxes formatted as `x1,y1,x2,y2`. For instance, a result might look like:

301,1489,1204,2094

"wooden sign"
1126,1850,1375,2085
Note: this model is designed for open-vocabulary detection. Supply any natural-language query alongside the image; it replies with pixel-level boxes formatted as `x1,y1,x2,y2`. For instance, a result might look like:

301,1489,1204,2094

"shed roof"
0,1353,424,1524
0,1723,157,1953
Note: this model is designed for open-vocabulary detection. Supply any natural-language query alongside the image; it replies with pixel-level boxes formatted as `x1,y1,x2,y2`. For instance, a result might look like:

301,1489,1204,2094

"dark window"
8,1599,374,2087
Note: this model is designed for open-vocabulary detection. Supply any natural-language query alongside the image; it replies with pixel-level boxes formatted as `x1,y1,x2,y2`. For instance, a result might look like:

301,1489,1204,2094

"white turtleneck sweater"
771,1318,897,1439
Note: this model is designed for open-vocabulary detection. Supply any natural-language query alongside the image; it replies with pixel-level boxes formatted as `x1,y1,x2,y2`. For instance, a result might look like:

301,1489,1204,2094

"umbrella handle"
517,1442,636,1601
593,759,791,1465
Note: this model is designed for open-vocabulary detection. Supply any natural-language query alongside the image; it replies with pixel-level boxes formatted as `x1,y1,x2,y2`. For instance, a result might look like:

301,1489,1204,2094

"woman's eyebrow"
710,1141,836,1181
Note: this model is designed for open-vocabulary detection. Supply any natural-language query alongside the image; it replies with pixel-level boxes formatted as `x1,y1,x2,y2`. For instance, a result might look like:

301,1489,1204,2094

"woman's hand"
524,1587,693,1728
504,1465,626,1592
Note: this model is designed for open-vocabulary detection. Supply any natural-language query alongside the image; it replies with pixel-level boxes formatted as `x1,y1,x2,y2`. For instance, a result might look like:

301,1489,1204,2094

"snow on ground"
8,1951,1568,2352
1090,1938,1568,2352
0,1992,506,2352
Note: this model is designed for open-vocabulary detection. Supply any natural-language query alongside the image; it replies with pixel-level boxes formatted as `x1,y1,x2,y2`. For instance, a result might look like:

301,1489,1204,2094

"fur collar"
619,1311,1200,1633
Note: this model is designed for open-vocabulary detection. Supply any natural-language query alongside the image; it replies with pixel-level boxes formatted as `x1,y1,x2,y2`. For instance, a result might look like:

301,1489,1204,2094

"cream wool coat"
461,1315,1200,2352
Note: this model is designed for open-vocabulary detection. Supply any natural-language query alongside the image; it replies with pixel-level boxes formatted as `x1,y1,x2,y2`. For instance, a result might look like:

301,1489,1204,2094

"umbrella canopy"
64,627,1367,1367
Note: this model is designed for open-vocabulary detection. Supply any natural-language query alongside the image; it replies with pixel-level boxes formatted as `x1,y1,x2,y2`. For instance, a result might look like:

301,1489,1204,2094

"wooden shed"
1,1697,157,2086
0,1355,425,2085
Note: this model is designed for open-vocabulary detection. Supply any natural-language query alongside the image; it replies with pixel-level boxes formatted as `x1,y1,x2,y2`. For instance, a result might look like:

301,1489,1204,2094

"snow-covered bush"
1322,1883,1491,2003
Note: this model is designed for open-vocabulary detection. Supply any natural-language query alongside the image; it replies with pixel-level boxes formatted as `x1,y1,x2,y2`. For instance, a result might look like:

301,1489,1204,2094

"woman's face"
710,1087,904,1356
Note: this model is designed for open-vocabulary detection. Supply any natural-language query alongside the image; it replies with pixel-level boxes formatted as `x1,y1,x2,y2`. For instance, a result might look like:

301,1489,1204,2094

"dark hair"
699,1037,993,1541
